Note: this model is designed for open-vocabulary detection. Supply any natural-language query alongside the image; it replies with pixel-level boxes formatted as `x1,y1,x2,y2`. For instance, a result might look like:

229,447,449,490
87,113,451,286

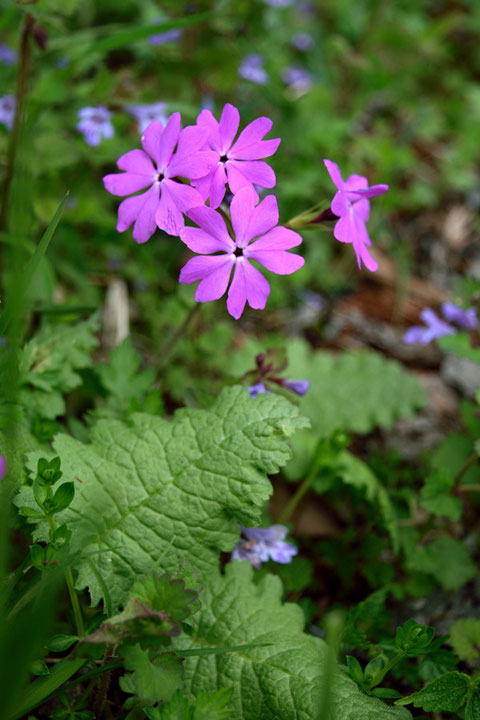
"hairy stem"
47,516,85,637
453,453,478,488
0,13,34,232
158,301,201,372
367,651,405,690
93,644,118,717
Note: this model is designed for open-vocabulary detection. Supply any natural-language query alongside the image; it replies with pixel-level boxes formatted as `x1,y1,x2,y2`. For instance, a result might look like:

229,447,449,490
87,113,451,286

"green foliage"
342,588,389,650
174,562,410,720
145,688,233,720
395,619,435,657
16,316,98,421
420,470,463,521
286,339,424,438
18,387,308,609
402,532,477,591
396,671,471,712
449,618,480,663
121,646,183,705
438,333,480,363
466,686,480,720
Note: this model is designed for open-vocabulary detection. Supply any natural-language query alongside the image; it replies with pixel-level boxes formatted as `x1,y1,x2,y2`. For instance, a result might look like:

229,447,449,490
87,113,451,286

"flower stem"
453,452,478,488
278,439,325,524
158,301,201,372
47,515,85,637
93,644,117,717
367,651,405,690
0,13,34,232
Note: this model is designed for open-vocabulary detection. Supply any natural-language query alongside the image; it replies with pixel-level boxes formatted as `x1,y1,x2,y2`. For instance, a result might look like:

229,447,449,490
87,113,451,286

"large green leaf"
287,339,424,437
174,562,410,720
19,387,308,609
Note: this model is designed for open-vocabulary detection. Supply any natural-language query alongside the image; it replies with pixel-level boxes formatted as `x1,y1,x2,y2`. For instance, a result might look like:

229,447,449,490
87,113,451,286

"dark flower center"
220,154,228,163
156,173,165,182
234,247,243,257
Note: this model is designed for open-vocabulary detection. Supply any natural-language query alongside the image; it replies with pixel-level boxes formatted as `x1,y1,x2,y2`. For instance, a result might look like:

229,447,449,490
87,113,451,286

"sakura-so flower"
0,94,15,130
248,382,270,398
0,43,16,65
0,455,6,481
238,54,269,85
403,308,455,345
324,159,389,272
179,186,304,319
231,525,298,568
126,102,168,134
441,302,477,331
193,103,280,209
77,106,114,146
103,113,218,242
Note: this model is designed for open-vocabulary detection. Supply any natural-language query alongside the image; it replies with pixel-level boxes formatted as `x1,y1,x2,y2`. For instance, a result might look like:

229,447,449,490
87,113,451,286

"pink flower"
0,455,6,481
103,113,218,243
193,103,280,209
324,159,388,272
179,186,304,319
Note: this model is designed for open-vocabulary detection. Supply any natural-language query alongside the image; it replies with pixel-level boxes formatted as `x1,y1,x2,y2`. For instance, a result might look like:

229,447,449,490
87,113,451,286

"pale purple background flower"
291,32,313,51
103,113,218,242
126,102,168,134
193,103,280,209
442,302,477,331
238,54,269,85
77,106,114,146
56,55,70,69
232,525,298,568
248,382,270,398
0,455,6,481
324,159,388,272
179,186,304,319
149,27,183,46
0,94,15,130
282,379,310,395
282,65,313,93
0,43,16,65
403,309,455,345
263,0,293,6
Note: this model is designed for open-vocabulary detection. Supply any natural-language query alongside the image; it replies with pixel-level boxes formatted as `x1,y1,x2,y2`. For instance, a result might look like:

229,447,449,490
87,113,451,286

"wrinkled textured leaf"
405,537,476,591
19,387,308,609
396,671,469,711
174,562,411,720
449,618,480,663
121,645,183,704
466,686,480,720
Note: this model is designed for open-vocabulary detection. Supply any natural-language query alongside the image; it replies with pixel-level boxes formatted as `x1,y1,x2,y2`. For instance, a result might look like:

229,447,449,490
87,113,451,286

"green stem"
367,651,405,690
0,13,34,232
158,302,201,372
278,440,325,524
453,453,478,488
47,516,85,637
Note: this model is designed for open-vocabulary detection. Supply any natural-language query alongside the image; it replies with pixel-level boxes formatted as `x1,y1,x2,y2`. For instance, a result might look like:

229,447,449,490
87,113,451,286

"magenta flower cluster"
103,104,305,318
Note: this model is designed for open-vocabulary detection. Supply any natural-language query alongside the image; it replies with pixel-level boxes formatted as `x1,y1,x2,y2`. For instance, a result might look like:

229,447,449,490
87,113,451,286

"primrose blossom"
126,102,168,134
232,525,298,568
77,106,114,146
324,159,388,272
441,302,477,331
0,94,15,130
179,186,304,319
103,113,218,242
193,103,280,209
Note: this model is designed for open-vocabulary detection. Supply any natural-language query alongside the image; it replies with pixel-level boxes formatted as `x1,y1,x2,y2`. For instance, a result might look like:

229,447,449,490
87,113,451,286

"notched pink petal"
219,103,240,153
324,159,344,190
247,249,304,275
195,260,233,302
228,159,276,190
230,186,258,245
207,164,228,209
141,121,164,165
155,183,184,236
180,227,233,254
179,254,233,284
103,172,154,197
249,226,302,251
157,112,181,170
162,179,203,213
117,149,156,176
187,204,233,247
243,259,270,309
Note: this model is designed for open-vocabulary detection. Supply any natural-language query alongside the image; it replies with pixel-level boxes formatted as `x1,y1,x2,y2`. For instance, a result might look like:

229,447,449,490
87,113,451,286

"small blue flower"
282,65,313,93
291,32,313,51
239,54,269,85
248,382,270,398
0,94,15,130
282,379,310,396
441,302,477,331
0,43,16,66
77,106,114,146
231,525,298,568
126,101,168,134
149,27,183,46
403,308,455,345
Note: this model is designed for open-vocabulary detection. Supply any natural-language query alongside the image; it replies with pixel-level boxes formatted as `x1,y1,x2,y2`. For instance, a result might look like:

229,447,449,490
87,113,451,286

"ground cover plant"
2,0,480,718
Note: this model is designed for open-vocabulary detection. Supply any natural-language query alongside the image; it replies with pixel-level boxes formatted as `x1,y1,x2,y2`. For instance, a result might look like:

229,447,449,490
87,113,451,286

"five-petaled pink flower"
179,186,304,319
103,113,218,243
324,159,388,272
193,103,280,209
